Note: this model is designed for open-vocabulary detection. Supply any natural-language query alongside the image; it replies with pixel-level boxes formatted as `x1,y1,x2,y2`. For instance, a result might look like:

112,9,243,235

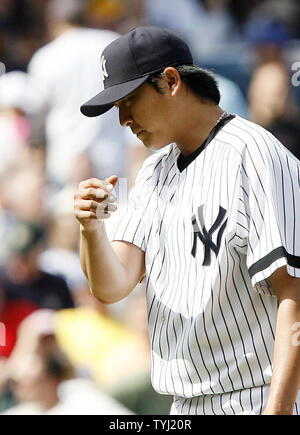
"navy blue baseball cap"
80,26,193,117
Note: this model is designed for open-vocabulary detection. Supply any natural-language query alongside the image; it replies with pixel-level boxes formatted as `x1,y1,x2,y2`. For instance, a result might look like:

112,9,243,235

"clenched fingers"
96,200,118,220
74,177,118,224
79,178,114,192
74,193,117,222
79,187,108,200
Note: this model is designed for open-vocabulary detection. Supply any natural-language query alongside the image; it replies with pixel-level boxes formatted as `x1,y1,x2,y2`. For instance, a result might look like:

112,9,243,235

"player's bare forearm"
75,177,144,304
80,223,131,303
263,267,300,415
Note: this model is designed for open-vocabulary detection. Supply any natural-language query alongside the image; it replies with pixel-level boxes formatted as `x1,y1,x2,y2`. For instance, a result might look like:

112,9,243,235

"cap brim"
80,75,150,117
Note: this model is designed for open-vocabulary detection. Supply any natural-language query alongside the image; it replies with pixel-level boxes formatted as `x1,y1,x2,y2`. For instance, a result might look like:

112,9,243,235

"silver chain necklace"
215,110,228,127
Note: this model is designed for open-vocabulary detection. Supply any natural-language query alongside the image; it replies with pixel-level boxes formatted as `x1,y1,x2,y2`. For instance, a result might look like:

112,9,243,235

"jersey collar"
177,114,235,172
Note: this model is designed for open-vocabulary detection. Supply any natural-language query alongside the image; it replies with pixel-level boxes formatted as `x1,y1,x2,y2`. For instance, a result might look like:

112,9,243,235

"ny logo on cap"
100,55,109,81
191,205,227,265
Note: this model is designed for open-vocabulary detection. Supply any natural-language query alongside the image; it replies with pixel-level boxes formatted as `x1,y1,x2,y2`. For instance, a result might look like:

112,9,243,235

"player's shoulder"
221,115,291,159
223,115,300,177
222,115,270,146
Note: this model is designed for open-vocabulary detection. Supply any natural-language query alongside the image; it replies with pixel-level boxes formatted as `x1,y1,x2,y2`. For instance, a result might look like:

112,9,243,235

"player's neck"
174,101,224,157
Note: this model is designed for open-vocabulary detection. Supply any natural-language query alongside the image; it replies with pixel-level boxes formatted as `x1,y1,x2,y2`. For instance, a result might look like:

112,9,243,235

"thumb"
105,175,119,188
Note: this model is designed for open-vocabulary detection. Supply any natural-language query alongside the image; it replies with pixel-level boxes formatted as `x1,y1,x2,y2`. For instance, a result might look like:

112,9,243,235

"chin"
145,139,171,151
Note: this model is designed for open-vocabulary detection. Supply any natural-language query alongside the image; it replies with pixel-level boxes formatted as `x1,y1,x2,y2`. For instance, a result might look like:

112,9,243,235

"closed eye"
115,93,135,108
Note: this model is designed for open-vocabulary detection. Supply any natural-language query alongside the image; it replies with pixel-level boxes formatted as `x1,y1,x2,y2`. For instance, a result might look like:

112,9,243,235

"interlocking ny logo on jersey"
191,205,228,265
100,55,109,81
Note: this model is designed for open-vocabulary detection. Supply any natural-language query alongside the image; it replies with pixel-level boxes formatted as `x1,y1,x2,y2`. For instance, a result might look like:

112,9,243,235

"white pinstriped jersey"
112,115,300,400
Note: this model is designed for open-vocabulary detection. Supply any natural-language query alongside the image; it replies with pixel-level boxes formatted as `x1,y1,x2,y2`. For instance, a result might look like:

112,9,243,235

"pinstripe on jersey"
170,385,300,415
112,115,300,403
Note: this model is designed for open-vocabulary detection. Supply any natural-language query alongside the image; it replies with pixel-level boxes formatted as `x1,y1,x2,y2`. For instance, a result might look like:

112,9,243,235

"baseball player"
74,26,300,415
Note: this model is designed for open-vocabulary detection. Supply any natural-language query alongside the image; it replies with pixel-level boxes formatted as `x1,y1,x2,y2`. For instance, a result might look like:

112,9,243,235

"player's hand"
74,175,118,231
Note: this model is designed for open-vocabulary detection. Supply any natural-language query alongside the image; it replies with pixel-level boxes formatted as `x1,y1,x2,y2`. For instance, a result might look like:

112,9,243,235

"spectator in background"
244,14,291,64
243,0,300,43
144,0,239,61
53,295,169,414
37,149,107,309
0,220,74,311
38,210,88,298
0,71,45,178
0,70,48,262
0,164,46,226
27,0,148,191
38,183,92,307
248,61,300,160
84,0,144,34
248,61,297,126
0,309,133,414
143,0,249,118
0,280,38,359
246,15,300,160
0,0,48,72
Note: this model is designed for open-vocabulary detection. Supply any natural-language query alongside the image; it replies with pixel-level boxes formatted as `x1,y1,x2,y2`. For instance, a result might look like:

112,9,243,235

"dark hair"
45,351,75,381
147,65,220,105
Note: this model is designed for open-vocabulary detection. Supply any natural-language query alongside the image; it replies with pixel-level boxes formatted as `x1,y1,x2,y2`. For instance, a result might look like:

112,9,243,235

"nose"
118,105,133,127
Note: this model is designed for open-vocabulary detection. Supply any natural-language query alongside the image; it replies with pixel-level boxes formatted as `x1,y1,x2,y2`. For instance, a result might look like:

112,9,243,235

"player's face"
115,82,174,150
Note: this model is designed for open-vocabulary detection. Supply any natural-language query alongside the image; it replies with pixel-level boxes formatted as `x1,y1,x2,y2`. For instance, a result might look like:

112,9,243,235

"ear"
163,67,182,97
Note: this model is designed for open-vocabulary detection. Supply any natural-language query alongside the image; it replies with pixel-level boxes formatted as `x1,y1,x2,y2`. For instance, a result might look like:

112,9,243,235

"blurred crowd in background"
0,0,300,415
